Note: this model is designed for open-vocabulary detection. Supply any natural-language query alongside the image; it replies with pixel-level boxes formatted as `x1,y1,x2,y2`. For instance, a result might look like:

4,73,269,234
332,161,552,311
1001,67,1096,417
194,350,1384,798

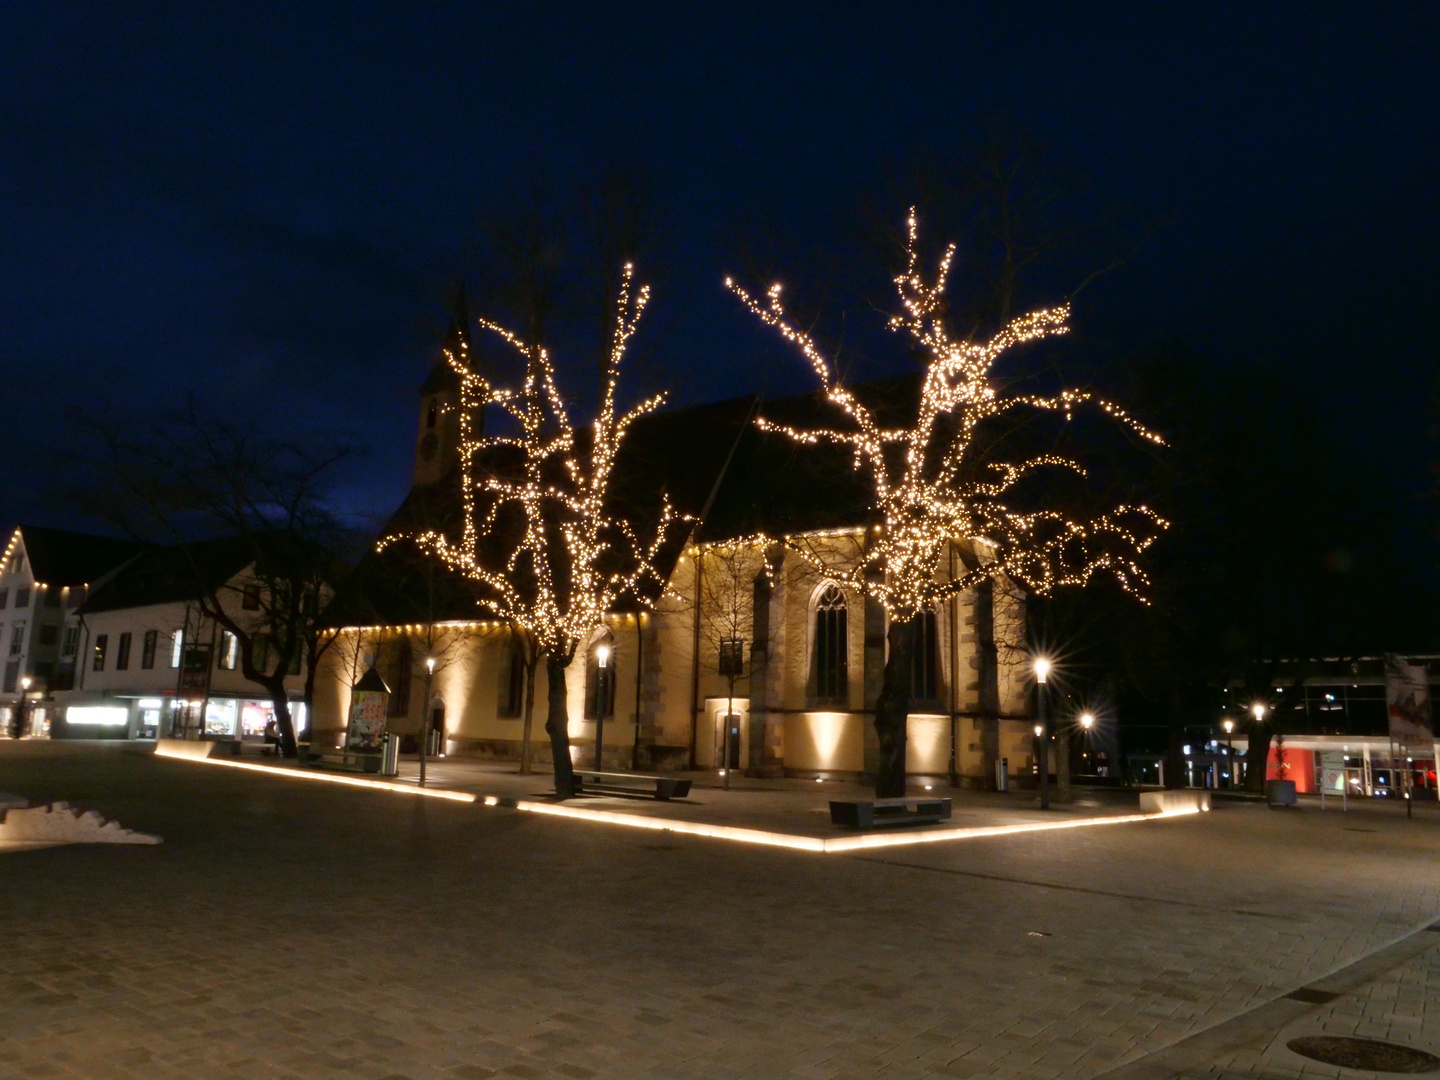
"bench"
571,770,692,801
305,746,383,774
829,797,952,829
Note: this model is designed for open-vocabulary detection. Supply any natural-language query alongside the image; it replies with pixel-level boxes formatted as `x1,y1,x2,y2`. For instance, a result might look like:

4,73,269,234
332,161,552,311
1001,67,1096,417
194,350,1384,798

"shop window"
141,629,157,669
116,632,132,670
218,631,239,670
909,610,940,703
170,629,184,668
14,588,29,609
93,634,108,672
9,622,25,657
809,583,849,704
583,632,616,720
242,583,261,610
61,626,79,658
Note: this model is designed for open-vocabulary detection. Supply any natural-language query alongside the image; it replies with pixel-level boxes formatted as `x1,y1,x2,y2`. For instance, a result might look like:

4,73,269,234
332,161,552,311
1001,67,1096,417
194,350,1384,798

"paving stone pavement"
2,741,1440,1080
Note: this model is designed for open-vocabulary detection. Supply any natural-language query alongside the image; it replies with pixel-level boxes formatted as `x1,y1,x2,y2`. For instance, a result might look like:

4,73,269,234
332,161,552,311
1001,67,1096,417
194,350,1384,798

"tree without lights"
728,210,1167,797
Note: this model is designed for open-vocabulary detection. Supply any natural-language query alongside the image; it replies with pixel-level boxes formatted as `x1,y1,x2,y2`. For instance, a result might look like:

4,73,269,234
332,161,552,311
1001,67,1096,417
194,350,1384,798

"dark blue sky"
3,3,1436,535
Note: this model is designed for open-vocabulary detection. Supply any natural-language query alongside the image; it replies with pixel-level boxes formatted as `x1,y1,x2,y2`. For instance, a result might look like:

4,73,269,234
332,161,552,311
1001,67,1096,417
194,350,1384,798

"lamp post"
594,644,610,770
417,655,436,788
1223,718,1235,788
1034,658,1051,810
1250,703,1266,793
14,675,32,739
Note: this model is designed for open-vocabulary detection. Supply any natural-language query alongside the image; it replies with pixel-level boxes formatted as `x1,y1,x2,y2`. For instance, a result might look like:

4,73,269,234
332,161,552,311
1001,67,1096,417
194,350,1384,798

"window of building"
14,587,30,609
909,610,940,702
241,583,261,610
141,629,157,669
0,588,8,609
387,638,412,718
93,634,108,671
583,633,616,720
218,631,239,670
116,632,132,670
170,629,184,668
61,626,79,658
810,584,849,704
9,552,24,576
498,642,526,718
9,622,25,658
43,588,60,608
38,624,58,646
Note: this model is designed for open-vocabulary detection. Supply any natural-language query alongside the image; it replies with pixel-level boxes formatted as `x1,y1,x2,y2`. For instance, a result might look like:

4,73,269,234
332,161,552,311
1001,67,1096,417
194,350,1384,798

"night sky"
3,4,1437,539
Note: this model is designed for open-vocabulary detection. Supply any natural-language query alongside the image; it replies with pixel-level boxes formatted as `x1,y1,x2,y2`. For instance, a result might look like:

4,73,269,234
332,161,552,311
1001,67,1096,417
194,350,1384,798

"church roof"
324,374,923,628
418,288,472,395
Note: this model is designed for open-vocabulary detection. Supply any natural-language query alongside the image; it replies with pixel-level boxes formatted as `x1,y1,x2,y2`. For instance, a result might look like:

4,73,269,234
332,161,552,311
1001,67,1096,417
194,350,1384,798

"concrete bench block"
1139,789,1212,815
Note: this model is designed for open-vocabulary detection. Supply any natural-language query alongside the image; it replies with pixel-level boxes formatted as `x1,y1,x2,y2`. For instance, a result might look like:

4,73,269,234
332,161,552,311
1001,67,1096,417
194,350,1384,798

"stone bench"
571,770,692,800
829,797,952,829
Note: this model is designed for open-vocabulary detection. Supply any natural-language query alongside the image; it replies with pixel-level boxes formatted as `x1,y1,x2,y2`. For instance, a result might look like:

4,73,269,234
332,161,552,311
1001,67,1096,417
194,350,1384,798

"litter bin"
995,757,1009,793
381,733,400,777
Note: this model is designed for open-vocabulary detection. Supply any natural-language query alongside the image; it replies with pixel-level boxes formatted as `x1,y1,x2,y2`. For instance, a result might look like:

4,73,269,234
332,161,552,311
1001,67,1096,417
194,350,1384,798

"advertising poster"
1385,654,1433,752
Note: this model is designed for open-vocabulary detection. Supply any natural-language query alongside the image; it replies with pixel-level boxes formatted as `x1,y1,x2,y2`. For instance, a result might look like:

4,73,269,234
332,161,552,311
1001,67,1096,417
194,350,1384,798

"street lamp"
594,644,611,770
1223,718,1235,788
1034,658,1051,809
1079,713,1095,731
14,676,32,739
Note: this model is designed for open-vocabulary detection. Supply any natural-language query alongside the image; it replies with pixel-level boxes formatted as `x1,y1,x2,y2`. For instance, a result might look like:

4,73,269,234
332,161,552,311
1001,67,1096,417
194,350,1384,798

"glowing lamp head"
1033,657,1051,684
18,676,31,691
596,644,611,669
1034,724,1044,738
1079,712,1095,730
1223,719,1234,734
425,657,436,675
1251,703,1266,722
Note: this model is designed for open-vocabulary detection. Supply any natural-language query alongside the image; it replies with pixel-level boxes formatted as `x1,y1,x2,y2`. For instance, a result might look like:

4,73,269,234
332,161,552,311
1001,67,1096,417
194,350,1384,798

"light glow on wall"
66,706,129,726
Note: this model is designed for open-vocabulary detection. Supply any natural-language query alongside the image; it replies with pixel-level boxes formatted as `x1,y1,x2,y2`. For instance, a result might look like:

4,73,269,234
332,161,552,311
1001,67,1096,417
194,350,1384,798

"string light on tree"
727,208,1168,797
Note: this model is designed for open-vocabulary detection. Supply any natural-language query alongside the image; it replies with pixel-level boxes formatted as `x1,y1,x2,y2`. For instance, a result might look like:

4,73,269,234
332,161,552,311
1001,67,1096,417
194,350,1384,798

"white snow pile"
0,795,162,851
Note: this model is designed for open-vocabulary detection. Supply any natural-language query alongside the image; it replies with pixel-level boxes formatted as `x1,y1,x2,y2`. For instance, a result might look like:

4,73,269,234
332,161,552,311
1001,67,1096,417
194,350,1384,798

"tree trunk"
1244,722,1272,793
545,655,575,798
873,619,915,799
268,685,299,759
418,669,432,787
519,659,538,775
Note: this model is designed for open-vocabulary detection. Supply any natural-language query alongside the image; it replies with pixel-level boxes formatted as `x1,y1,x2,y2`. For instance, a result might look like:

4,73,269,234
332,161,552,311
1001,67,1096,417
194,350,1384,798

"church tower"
413,289,473,486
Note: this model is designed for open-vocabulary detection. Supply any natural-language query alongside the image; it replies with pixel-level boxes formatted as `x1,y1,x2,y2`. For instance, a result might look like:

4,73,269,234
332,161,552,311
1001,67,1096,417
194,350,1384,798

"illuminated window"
93,634,108,671
61,626,79,658
218,631,239,670
810,584,849,704
170,629,184,668
141,629,157,669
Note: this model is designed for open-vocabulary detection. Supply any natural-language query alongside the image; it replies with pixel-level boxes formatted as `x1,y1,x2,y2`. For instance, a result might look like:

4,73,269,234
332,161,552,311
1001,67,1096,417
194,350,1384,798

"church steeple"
413,287,473,486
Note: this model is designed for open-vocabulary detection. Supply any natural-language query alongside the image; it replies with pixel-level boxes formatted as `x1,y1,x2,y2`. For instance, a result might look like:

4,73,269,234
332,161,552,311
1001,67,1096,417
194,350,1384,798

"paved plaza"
2,742,1439,1080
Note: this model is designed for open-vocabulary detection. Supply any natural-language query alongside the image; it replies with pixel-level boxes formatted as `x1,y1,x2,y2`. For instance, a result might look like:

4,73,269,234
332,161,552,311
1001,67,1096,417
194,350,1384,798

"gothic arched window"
810,584,849,704
583,632,616,720
909,609,940,703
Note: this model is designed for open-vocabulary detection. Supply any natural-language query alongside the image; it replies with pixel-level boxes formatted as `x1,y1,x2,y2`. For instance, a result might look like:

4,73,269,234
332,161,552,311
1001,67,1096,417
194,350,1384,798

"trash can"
381,733,400,777
995,757,1009,793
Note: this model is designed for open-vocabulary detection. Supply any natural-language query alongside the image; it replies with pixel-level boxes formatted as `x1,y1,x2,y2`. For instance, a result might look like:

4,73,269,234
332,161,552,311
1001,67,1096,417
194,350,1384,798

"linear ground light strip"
154,743,477,803
507,799,1200,853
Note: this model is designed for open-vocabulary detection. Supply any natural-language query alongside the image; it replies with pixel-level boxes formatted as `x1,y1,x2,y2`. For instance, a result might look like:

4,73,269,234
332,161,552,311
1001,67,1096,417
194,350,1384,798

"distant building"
0,525,137,738
53,537,310,741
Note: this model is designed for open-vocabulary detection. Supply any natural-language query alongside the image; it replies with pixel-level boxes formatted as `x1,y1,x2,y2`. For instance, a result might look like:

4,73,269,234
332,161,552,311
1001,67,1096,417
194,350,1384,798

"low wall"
1139,789,1212,814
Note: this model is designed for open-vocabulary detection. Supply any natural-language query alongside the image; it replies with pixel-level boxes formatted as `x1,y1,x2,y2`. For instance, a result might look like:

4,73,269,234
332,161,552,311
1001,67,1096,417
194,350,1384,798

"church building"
311,309,1037,787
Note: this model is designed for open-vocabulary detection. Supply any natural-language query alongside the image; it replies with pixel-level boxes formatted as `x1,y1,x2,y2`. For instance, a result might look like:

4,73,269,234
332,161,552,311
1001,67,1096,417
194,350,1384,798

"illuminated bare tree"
391,263,680,796
729,210,1167,797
